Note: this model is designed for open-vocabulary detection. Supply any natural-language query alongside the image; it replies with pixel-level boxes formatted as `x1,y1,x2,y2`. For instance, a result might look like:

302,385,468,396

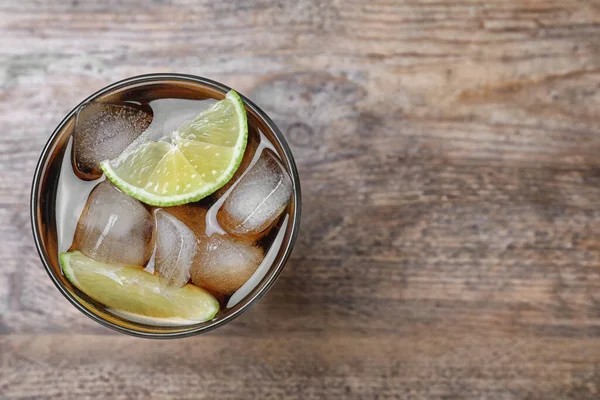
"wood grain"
2,0,600,398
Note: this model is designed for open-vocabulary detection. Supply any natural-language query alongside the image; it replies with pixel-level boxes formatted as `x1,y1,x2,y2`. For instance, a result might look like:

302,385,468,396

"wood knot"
287,122,317,148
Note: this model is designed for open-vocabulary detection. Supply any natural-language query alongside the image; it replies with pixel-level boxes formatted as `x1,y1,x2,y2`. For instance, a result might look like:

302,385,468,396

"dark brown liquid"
34,79,294,330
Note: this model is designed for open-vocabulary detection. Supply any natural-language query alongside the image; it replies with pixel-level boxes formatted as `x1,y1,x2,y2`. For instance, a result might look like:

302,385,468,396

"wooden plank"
1,334,600,400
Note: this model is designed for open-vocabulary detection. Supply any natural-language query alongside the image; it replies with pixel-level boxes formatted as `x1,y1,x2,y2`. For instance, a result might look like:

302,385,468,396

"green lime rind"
60,251,220,322
99,90,248,207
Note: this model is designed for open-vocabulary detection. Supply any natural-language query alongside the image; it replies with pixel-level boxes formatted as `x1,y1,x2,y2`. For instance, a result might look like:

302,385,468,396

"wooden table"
2,1,600,399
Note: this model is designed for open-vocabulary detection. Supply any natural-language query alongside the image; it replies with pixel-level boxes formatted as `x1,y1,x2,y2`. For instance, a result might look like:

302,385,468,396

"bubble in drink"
73,102,152,179
151,209,197,290
191,234,264,295
72,181,153,266
217,149,292,238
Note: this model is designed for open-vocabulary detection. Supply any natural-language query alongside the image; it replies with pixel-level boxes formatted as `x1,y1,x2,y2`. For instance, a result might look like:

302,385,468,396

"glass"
30,74,301,338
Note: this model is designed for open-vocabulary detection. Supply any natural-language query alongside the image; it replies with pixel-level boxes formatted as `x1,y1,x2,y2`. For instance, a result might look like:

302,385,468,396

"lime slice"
100,90,248,206
60,251,219,322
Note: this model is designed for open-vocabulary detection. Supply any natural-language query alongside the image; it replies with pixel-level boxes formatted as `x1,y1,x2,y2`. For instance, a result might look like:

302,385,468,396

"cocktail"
31,74,301,337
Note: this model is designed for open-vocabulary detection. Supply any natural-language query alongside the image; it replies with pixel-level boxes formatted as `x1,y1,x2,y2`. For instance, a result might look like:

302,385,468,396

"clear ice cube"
72,181,153,266
155,205,263,295
190,234,264,295
217,149,292,238
73,102,152,179
151,209,197,290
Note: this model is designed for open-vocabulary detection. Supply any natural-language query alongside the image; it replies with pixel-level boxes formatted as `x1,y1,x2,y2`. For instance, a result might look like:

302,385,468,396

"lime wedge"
100,90,248,206
60,251,219,322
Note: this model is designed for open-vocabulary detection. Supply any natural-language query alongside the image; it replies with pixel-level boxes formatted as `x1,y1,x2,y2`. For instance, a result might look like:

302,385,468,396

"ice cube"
217,149,292,238
73,102,152,179
151,209,197,289
190,234,263,295
72,181,153,266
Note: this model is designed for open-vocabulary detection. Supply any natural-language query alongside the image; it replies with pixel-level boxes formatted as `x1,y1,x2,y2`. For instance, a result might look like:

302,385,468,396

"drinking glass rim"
30,73,302,339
